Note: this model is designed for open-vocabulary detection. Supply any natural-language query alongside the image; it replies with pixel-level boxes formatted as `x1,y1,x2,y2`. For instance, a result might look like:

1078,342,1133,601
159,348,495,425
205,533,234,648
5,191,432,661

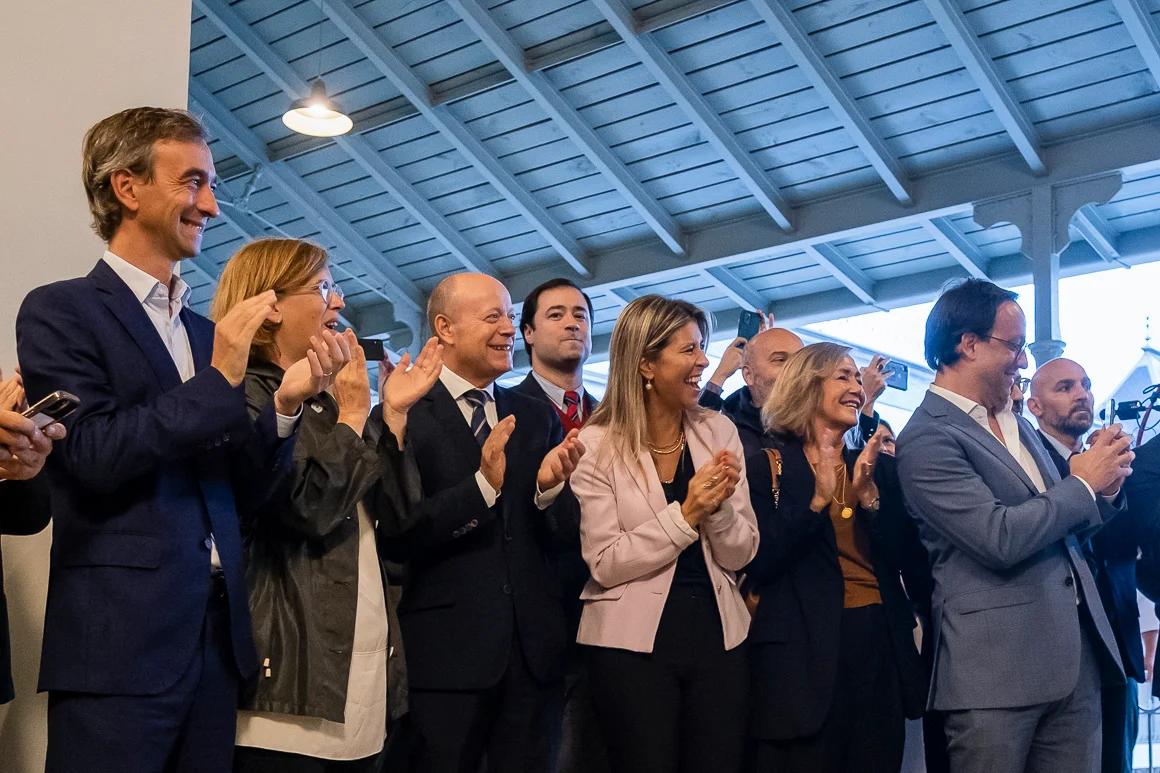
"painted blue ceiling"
186,0,1160,362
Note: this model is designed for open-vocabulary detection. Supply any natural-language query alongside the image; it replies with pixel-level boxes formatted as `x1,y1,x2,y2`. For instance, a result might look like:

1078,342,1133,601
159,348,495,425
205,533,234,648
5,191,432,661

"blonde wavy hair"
588,295,710,461
762,342,853,442
209,238,330,364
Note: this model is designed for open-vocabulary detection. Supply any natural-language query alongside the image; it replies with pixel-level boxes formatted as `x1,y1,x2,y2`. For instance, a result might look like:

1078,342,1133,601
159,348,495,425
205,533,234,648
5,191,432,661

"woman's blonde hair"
588,295,710,460
762,342,852,442
209,238,330,364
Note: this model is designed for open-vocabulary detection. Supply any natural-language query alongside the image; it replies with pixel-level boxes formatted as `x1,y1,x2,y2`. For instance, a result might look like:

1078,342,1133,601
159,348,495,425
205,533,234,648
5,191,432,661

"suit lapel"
90,261,181,391
924,393,1038,494
182,308,213,373
1020,422,1061,485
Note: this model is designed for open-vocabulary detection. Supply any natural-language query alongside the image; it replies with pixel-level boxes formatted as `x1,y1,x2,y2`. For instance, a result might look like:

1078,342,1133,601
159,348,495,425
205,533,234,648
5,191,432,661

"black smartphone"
22,390,80,428
737,310,762,340
357,338,386,361
883,361,908,391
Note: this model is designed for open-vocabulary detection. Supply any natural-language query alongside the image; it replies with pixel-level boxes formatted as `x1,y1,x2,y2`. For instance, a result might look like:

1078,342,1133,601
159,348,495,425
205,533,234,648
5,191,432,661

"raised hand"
860,355,889,413
480,415,516,492
212,291,278,386
809,447,842,513
681,450,741,528
383,336,444,416
332,330,371,434
708,337,746,388
536,428,587,492
1071,422,1134,495
850,431,883,509
275,330,345,416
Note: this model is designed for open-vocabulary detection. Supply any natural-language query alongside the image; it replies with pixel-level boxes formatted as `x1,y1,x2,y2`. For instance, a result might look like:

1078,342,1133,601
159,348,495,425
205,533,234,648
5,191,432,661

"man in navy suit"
16,107,328,773
1027,357,1160,773
514,278,603,773
382,273,584,773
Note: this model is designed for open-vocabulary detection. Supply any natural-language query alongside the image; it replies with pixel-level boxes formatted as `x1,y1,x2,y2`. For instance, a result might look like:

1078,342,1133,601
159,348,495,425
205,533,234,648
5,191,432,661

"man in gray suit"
896,279,1134,773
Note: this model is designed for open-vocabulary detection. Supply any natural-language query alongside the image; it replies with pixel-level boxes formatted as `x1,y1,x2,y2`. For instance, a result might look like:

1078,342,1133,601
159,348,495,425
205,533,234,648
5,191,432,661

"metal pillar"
973,173,1122,367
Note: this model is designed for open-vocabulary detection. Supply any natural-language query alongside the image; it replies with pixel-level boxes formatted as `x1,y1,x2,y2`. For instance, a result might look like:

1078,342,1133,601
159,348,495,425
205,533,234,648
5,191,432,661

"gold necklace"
647,431,686,455
808,459,854,519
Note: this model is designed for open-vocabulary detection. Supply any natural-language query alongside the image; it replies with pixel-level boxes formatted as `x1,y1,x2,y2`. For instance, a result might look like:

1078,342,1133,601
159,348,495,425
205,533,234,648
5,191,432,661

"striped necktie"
463,389,491,446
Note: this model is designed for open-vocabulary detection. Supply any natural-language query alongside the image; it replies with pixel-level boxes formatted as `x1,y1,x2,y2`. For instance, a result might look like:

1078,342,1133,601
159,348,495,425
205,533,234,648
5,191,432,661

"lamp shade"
282,79,352,137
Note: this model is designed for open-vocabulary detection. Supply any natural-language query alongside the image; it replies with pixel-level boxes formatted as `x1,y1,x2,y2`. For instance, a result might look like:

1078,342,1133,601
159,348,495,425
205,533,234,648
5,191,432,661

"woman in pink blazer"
570,295,759,773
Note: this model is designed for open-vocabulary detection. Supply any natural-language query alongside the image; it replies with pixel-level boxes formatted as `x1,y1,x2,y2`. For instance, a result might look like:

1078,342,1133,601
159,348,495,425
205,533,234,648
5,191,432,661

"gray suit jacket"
896,390,1124,712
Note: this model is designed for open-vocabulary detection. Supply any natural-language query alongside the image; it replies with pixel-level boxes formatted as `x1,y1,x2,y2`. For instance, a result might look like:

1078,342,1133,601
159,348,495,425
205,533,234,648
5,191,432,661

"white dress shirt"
101,252,301,570
438,366,563,508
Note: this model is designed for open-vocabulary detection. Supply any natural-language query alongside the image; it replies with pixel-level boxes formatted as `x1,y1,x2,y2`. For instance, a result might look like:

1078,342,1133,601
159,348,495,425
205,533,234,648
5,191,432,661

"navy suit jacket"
1035,429,1158,682
379,380,579,691
16,260,291,696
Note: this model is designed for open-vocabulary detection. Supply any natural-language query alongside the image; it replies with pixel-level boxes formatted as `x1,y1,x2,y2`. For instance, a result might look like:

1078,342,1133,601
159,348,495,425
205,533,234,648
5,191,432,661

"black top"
661,447,711,589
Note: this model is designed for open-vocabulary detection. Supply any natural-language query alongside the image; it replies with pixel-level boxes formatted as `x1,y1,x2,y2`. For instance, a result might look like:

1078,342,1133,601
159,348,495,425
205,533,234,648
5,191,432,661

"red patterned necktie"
562,390,583,433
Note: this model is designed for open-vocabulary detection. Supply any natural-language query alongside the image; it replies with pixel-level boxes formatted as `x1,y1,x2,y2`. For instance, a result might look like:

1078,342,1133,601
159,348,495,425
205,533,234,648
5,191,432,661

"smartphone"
357,338,386,361
883,361,908,391
1099,398,1117,424
22,390,80,428
737,310,762,340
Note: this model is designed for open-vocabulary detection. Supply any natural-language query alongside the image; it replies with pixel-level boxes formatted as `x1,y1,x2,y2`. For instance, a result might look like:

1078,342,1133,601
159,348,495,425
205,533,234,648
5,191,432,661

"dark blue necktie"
463,389,491,446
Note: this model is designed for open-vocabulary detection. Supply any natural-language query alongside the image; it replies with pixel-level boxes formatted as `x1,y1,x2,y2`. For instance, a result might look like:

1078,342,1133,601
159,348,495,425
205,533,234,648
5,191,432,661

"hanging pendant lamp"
282,78,352,137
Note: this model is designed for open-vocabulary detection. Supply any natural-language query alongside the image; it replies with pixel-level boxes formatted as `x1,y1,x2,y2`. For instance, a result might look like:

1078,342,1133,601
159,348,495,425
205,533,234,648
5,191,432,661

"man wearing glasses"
896,279,1134,773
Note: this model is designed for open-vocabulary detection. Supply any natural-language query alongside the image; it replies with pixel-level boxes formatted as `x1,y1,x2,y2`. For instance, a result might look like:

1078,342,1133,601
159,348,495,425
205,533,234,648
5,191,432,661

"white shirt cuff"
1072,474,1097,501
667,502,699,540
534,480,565,510
475,470,499,507
275,409,302,438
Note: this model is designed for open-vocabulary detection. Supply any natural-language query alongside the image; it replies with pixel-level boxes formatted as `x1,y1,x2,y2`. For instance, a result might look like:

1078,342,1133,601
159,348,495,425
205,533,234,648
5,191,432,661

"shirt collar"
530,370,583,410
102,250,191,308
1038,427,1078,459
928,383,986,420
439,365,495,402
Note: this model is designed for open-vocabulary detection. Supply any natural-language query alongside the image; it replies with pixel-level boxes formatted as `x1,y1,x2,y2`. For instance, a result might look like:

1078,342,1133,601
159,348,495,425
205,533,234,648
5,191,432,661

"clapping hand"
275,329,348,416
681,450,741,528
850,431,883,509
536,428,586,492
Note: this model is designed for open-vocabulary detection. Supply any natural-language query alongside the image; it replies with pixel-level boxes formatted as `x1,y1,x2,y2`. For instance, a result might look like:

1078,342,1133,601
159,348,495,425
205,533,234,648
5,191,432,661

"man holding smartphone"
0,368,64,706
16,108,327,773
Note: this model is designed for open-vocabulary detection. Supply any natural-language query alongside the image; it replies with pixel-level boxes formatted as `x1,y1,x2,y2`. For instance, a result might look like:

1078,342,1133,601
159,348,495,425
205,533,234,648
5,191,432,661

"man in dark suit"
1027,357,1160,773
15,107,326,773
0,371,64,705
896,279,1133,773
382,273,584,773
514,278,603,773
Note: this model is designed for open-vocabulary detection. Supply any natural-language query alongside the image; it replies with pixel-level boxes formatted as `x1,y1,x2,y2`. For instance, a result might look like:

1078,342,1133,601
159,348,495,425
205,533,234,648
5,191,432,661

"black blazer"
743,434,930,741
16,260,293,695
509,373,593,643
379,380,578,691
1038,429,1160,682
0,475,51,704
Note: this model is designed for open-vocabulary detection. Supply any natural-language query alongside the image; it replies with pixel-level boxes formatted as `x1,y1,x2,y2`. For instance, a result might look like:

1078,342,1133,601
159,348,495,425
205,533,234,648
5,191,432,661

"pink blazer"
571,409,759,653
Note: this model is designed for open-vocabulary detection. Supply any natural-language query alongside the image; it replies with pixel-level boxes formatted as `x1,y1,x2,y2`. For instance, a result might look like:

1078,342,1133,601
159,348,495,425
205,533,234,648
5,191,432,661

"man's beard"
1054,408,1093,440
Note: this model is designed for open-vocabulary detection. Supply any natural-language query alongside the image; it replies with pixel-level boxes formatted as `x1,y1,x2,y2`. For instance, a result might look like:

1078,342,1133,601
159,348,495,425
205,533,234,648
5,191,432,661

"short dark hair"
519,278,594,356
924,279,1018,370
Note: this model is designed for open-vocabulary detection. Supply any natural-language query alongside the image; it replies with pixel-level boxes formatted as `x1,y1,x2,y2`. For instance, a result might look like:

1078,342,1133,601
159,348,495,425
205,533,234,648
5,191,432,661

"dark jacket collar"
723,386,764,438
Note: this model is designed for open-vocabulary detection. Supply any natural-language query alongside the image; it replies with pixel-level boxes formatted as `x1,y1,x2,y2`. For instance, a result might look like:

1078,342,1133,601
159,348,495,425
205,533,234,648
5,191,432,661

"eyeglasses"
281,279,344,305
1016,376,1031,394
983,334,1028,356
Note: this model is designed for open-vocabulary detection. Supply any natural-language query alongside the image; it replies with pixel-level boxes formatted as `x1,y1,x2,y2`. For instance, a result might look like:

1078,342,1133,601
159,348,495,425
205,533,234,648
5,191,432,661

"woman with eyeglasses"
743,343,931,773
569,295,758,773
210,238,443,773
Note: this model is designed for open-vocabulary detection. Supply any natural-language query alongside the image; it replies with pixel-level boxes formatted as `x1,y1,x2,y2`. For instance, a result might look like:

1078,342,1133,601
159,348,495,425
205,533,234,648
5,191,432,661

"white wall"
0,2,192,768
